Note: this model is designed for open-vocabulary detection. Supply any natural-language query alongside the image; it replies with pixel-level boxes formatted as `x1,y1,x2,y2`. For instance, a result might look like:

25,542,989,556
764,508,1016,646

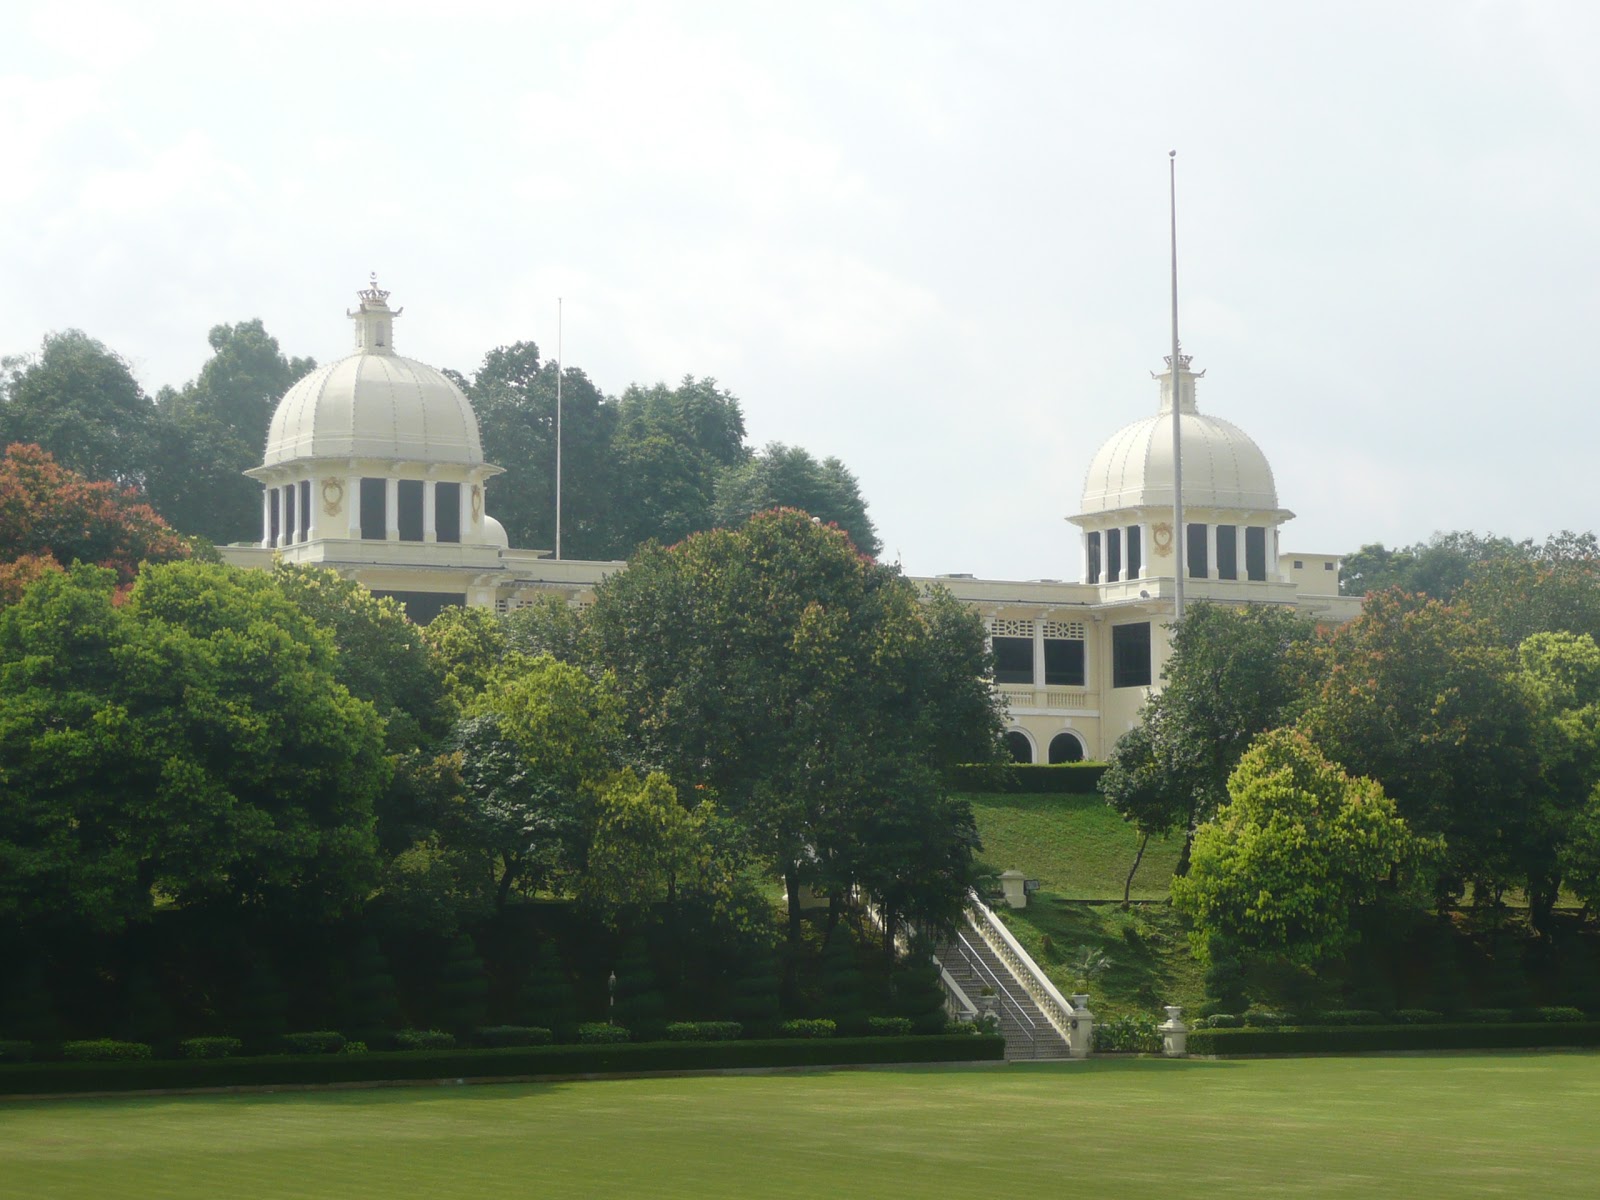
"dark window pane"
1107,528,1122,582
397,480,424,542
1126,525,1141,578
1087,531,1101,584
992,636,1033,685
1048,732,1085,763
1246,526,1267,581
436,482,461,543
1112,622,1152,688
1216,524,1238,580
1187,523,1207,578
360,478,386,540
269,487,280,546
1003,731,1033,763
283,481,296,543
1044,638,1085,687
371,591,467,625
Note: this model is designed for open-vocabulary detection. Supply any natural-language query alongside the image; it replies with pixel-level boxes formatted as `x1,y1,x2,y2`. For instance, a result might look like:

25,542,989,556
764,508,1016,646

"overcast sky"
4,1,1597,579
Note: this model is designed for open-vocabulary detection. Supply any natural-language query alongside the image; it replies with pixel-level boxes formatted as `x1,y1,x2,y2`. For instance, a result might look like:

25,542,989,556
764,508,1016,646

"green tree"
603,377,748,554
471,343,615,557
421,604,509,714
145,319,315,544
713,443,881,558
1339,531,1526,599
1457,532,1600,648
1100,602,1317,881
583,509,1001,960
583,769,698,924
1298,589,1537,906
1172,729,1425,968
0,561,388,934
0,330,155,486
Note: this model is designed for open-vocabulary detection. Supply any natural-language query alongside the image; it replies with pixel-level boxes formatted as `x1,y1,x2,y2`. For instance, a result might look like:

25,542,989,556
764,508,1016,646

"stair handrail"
952,930,1037,1057
940,964,979,1022
965,888,1077,1045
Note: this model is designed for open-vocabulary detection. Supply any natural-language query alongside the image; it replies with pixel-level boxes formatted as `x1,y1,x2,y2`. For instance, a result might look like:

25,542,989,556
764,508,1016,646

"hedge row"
951,763,1107,794
1188,1022,1600,1056
0,1034,1006,1097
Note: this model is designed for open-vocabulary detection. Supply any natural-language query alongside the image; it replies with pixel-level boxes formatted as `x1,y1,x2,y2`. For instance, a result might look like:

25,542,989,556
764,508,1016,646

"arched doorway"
1003,730,1034,764
1048,731,1085,764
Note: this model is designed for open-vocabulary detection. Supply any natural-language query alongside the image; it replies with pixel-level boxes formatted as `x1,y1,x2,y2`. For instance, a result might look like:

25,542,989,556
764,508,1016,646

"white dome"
263,354,484,468
1079,362,1280,516
260,280,485,469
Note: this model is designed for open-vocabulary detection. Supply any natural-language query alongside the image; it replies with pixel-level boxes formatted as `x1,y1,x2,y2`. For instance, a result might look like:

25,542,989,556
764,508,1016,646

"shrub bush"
394,1029,456,1050
1194,1013,1244,1029
780,1019,837,1039
1532,1006,1587,1023
1460,1009,1513,1024
944,1021,980,1036
1310,1010,1385,1027
664,1022,743,1042
1392,1009,1445,1025
1188,1022,1600,1057
950,763,1107,794
476,1025,553,1048
1093,1014,1161,1053
179,1037,242,1060
1242,1010,1291,1028
62,1040,151,1062
280,1031,346,1055
867,1017,913,1037
0,1035,1006,1096
342,1041,369,1055
0,1040,33,1063
576,1023,629,1045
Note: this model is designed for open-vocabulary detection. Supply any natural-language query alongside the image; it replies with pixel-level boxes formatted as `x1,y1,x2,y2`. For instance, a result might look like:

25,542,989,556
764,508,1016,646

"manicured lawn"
966,790,1181,900
6,1054,1600,1198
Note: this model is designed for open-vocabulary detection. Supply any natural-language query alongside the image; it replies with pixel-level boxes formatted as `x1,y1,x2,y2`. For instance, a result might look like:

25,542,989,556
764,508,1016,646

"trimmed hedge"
1188,1022,1600,1056
664,1022,742,1042
779,1019,836,1039
476,1026,553,1048
180,1037,243,1060
280,1031,345,1055
0,1034,1006,1096
951,763,1107,794
61,1040,151,1062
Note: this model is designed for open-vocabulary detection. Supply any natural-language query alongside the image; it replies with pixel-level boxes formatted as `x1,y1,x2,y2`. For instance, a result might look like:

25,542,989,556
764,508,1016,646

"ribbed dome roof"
260,279,485,469
1079,361,1280,516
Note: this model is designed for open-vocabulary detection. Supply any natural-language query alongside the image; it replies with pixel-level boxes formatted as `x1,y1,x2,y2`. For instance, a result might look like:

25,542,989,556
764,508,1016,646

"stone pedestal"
1068,993,1095,1058
999,870,1027,909
1160,1005,1188,1056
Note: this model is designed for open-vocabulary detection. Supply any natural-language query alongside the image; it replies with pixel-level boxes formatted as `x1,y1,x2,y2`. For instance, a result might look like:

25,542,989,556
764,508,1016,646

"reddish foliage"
0,442,190,593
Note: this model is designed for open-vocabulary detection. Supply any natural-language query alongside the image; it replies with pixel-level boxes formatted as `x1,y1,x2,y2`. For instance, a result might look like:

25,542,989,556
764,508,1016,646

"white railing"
940,964,979,1023
965,888,1078,1045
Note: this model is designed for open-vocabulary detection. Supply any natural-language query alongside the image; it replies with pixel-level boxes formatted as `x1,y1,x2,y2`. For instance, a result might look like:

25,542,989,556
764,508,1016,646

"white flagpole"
1169,151,1186,623
555,297,563,561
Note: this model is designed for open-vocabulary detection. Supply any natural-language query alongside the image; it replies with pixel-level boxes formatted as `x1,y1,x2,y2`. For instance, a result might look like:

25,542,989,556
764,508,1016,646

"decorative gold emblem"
470,483,483,521
1151,522,1174,557
321,477,345,516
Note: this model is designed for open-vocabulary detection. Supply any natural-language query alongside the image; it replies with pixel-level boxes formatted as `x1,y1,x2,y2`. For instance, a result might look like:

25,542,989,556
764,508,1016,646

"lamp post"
608,969,617,1025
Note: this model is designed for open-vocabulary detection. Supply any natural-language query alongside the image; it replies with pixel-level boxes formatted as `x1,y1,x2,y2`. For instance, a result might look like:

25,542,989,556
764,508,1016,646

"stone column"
1068,994,1095,1058
261,489,273,548
1205,524,1219,580
1139,522,1152,579
304,476,319,541
423,480,438,543
1033,621,1046,693
461,478,476,542
1160,1005,1188,1057
385,477,400,542
999,870,1027,909
347,478,362,538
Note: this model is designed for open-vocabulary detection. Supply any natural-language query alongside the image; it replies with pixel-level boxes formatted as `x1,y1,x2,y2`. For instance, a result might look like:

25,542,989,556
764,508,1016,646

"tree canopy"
712,442,881,559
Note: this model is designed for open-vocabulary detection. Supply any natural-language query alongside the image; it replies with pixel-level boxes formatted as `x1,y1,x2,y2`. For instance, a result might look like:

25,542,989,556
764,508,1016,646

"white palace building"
220,280,1359,763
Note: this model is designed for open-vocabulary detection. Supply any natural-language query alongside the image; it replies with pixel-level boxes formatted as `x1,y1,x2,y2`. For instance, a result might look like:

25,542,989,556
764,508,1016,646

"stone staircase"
934,924,1072,1060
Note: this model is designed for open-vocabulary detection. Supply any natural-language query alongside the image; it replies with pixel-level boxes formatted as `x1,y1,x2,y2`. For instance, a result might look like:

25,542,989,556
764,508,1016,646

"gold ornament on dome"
1151,522,1174,557
471,484,483,521
321,478,345,516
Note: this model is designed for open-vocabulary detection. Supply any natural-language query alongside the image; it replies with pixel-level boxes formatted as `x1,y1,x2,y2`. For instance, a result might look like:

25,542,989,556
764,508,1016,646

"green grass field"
6,1054,1600,1198
966,790,1181,900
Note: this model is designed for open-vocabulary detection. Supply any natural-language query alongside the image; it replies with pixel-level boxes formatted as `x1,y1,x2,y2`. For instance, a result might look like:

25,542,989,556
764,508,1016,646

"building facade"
220,281,1359,760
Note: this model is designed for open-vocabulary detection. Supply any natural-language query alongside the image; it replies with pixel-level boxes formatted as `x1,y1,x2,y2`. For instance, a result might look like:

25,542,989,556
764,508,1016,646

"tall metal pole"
555,297,563,561
1169,151,1186,623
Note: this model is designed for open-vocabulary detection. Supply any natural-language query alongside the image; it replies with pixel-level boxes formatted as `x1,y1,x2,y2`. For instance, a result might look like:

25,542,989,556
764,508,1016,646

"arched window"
1048,731,1085,764
1003,731,1034,764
